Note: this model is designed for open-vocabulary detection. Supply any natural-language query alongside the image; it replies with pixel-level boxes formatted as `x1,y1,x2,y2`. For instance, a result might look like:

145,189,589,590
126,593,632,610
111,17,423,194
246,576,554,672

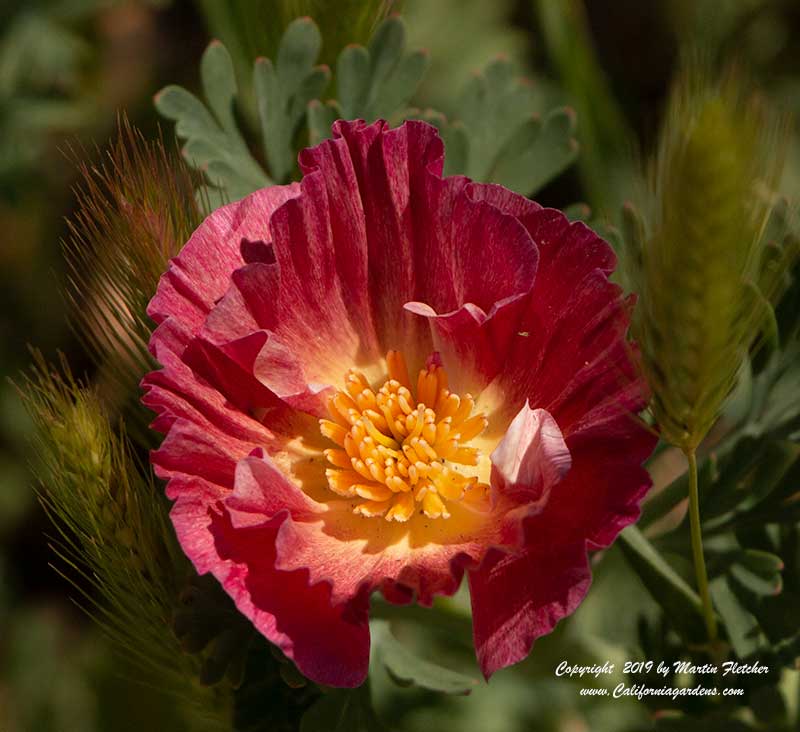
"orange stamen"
319,351,489,521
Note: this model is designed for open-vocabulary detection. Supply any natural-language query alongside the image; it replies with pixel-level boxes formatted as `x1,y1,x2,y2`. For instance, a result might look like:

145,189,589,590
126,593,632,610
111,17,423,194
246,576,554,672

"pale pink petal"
490,403,572,500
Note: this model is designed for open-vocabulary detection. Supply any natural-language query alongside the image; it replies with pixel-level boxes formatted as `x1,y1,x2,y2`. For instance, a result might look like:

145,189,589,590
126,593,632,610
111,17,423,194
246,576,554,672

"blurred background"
1,1,799,730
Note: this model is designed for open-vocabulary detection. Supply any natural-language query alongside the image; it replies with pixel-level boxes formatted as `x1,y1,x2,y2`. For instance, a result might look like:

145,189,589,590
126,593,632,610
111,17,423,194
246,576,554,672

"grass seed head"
631,71,790,450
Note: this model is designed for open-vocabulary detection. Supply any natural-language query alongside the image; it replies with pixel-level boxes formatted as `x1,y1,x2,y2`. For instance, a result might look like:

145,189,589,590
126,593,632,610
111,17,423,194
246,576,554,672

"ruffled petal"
227,452,322,523
297,121,538,374
465,185,633,430
203,327,332,417
472,189,656,535
468,539,591,678
142,323,276,444
299,119,441,369
143,120,658,688
551,413,656,549
468,411,653,679
225,453,497,608
195,183,376,401
147,184,301,349
172,496,371,687
404,293,529,395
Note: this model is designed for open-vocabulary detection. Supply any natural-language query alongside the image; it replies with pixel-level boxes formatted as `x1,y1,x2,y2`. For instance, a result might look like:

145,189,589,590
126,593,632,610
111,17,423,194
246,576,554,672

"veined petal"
404,293,529,395
225,451,496,608
297,121,539,375
469,539,591,679
490,403,571,501
142,325,277,445
144,119,657,687
227,452,323,523
195,504,370,687
147,184,301,350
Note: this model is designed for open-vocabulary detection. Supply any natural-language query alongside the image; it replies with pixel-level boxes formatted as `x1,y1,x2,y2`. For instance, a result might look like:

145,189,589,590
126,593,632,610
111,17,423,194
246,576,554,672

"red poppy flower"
142,120,655,687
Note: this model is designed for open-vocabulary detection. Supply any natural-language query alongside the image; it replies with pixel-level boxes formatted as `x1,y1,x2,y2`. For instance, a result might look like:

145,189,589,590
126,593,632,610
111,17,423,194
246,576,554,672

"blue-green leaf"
563,202,591,222
371,620,477,695
709,574,766,658
155,41,272,206
255,17,331,183
200,40,239,134
307,99,340,145
728,549,784,597
490,107,578,195
330,16,429,126
436,57,578,195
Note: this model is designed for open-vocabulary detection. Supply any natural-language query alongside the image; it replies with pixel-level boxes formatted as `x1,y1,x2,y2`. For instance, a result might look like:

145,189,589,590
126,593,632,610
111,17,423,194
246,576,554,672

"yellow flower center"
319,350,490,522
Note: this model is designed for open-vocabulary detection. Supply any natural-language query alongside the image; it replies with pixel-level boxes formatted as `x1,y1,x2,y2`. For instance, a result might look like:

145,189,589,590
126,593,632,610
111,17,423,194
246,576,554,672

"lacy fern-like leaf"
20,356,231,730
159,16,579,205
402,0,529,113
254,17,331,183
307,15,429,144
336,16,429,121
423,57,579,196
64,119,202,444
197,0,393,80
155,40,273,205
370,620,477,695
157,20,331,196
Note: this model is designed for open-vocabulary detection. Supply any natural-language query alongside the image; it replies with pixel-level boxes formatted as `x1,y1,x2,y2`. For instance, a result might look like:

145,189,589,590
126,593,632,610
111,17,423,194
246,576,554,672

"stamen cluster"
319,351,490,521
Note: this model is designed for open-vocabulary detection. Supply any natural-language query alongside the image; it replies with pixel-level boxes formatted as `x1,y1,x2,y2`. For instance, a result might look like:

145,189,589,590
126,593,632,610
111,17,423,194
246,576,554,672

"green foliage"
308,16,429,140
667,0,776,64
335,17,429,123
423,57,578,195
639,333,800,536
170,578,323,732
617,526,708,644
232,646,320,732
705,532,792,659
156,41,272,207
158,15,427,198
11,3,800,731
158,15,578,207
757,203,800,320
403,0,531,114
371,620,478,695
173,575,254,687
254,18,330,183
619,214,800,726
534,0,634,214
196,0,392,78
634,432,800,658
0,1,97,191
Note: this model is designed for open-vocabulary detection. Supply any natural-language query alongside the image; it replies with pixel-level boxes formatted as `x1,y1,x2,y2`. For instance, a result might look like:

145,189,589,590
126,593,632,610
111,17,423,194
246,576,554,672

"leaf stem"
686,447,717,642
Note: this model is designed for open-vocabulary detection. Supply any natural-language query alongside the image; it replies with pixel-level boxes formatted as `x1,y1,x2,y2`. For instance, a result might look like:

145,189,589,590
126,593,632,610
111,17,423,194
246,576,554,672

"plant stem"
686,447,717,642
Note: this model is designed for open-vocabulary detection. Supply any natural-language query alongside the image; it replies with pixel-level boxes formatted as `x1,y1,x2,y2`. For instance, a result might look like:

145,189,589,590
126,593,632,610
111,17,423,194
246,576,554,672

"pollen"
319,350,491,521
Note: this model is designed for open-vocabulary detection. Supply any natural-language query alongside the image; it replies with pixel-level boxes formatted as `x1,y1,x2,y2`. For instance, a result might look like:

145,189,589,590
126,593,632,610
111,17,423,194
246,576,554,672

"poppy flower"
142,119,655,688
